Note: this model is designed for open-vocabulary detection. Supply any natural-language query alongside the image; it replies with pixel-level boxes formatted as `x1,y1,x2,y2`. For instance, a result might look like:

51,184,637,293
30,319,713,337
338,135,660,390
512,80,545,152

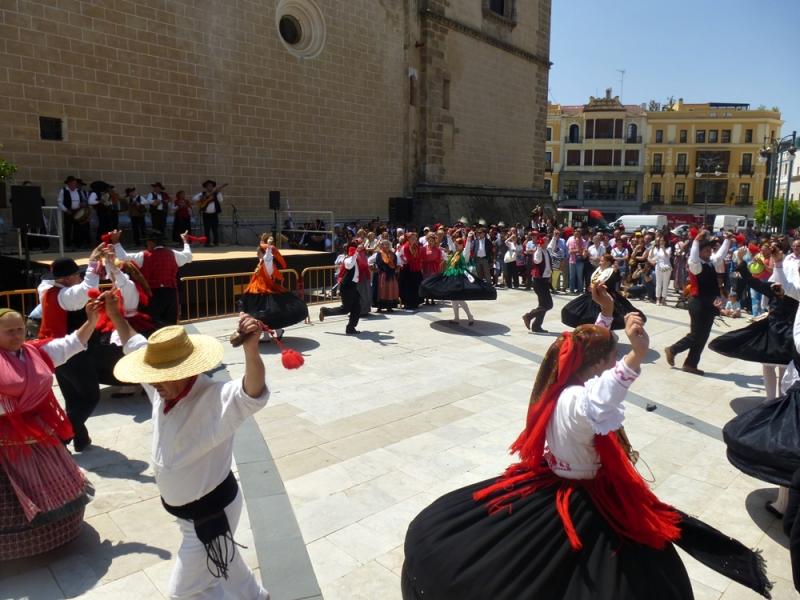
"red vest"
39,287,86,339
141,247,179,289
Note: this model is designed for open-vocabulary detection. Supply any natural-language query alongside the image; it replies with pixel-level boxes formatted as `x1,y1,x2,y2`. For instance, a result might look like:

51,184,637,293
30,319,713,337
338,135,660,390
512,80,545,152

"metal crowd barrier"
1,283,114,317
300,265,338,303
180,269,300,323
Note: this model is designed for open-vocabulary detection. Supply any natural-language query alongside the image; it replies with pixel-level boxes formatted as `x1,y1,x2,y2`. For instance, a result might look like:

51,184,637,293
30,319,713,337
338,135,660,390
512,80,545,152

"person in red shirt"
399,232,424,310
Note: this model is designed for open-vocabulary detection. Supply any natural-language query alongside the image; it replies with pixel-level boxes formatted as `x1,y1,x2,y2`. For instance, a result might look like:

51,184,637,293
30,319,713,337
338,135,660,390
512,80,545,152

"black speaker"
10,185,44,229
269,190,281,211
389,197,413,223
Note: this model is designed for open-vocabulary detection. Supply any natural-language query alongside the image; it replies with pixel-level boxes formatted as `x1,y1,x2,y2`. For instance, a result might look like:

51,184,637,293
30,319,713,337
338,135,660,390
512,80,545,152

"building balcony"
545,161,553,172
674,165,690,175
564,136,583,144
735,195,753,205
670,195,688,205
624,136,642,144
739,166,755,176
621,193,639,201
646,195,664,204
650,165,664,175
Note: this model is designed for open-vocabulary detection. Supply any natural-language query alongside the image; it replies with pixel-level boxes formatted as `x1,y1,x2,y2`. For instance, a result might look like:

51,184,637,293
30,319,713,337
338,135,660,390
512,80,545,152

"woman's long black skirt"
399,270,423,309
724,383,800,486
402,478,770,600
561,292,646,330
709,316,793,366
237,292,309,330
419,273,497,301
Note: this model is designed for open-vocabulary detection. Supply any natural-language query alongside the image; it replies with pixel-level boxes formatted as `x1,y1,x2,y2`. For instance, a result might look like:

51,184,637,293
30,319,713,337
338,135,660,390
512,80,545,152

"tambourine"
591,267,614,285
73,206,91,224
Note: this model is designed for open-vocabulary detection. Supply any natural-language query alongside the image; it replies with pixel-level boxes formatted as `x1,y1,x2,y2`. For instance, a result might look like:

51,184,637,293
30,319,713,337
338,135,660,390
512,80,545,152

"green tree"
754,199,800,230
0,149,15,182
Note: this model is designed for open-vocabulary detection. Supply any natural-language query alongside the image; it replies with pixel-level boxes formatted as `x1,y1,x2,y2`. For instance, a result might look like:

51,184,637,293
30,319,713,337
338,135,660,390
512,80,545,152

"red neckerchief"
163,375,198,414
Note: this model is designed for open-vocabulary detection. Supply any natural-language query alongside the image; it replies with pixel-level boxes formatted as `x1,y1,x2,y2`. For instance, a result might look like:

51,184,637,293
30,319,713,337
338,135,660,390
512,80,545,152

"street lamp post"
695,156,722,225
760,132,798,233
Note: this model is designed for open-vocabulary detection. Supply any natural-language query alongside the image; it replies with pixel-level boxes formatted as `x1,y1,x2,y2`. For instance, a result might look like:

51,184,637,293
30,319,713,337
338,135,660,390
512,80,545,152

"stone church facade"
0,0,551,226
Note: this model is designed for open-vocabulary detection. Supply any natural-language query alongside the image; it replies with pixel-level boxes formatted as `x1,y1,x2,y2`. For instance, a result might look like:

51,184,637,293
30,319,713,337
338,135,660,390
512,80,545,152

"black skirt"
237,292,309,330
418,273,497,301
724,383,800,486
709,316,793,366
402,478,770,600
561,292,646,330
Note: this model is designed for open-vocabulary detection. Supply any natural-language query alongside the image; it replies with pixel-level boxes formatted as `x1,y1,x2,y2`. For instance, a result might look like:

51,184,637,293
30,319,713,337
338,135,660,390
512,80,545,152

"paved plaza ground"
1,287,797,599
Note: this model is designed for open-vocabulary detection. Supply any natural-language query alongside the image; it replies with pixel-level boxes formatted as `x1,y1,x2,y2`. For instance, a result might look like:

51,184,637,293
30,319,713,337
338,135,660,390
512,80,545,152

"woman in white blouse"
648,236,673,306
401,286,771,599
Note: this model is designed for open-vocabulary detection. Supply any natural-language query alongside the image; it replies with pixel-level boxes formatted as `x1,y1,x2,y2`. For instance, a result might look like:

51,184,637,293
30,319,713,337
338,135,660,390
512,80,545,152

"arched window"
626,123,638,142
568,124,580,143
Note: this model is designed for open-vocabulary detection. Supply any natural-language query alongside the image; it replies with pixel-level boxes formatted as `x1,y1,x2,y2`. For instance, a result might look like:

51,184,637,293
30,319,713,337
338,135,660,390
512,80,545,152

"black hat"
143,229,164,242
125,187,136,194
90,180,110,193
63,175,77,185
52,258,80,278
151,182,164,190
76,178,86,186
202,180,217,188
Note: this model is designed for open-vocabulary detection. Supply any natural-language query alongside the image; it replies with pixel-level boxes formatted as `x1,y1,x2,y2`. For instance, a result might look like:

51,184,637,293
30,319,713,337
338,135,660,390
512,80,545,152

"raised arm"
40,301,101,366
711,238,731,265
687,238,702,275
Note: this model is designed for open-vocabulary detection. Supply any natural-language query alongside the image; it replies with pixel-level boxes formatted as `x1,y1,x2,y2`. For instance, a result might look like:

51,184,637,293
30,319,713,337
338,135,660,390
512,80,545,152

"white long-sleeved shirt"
146,192,165,211
649,247,672,270
687,238,730,275
57,188,82,212
545,312,638,479
113,242,193,268
36,261,101,310
343,253,359,283
262,246,276,276
122,335,270,506
192,192,224,215
771,263,800,393
533,244,552,278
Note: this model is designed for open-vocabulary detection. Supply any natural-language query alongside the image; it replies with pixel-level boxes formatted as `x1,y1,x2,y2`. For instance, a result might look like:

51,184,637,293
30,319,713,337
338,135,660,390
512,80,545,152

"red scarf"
356,250,370,280
163,375,198,414
474,333,681,550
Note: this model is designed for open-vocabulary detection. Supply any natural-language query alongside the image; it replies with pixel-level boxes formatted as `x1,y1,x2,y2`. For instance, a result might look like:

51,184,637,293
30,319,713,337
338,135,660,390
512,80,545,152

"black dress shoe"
765,500,784,518
530,327,548,334
73,433,92,452
346,329,361,335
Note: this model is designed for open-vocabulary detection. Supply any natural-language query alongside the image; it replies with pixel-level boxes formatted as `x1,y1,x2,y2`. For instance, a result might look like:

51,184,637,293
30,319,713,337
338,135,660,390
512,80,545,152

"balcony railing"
621,193,639,201
674,165,690,175
739,166,755,176
545,161,553,172
625,136,642,144
564,136,583,143
646,195,664,204
736,195,753,205
650,165,664,175
670,195,688,205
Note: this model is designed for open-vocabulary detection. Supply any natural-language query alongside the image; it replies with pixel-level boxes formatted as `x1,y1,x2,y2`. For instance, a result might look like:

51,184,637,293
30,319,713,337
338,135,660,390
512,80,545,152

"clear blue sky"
549,0,800,140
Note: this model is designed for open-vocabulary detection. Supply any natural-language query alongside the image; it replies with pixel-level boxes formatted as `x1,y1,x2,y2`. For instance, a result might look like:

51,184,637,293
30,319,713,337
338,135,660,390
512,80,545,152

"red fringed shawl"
474,334,681,551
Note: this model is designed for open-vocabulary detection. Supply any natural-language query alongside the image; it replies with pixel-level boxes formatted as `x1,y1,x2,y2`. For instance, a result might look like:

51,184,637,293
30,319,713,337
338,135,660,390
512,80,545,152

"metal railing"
650,165,664,175
646,195,663,204
545,161,553,172
670,195,688,204
564,136,582,143
625,136,642,143
735,195,753,205
0,282,114,317
739,166,755,176
181,269,300,323
674,165,690,175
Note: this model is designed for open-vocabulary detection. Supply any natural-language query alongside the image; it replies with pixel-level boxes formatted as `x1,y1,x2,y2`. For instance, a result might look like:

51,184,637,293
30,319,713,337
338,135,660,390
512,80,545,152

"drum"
73,206,90,224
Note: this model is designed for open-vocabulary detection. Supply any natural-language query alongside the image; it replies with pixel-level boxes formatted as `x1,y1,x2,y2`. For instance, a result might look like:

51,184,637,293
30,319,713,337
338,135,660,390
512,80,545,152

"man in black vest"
522,233,553,333
193,179,223,246
665,229,730,375
319,241,362,335
148,182,168,234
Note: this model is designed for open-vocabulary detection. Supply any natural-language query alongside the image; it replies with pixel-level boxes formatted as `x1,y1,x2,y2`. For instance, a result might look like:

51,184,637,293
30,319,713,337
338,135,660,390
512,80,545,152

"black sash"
161,471,242,579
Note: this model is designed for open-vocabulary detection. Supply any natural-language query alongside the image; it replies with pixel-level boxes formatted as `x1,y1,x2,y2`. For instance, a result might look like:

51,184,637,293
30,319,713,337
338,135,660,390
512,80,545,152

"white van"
712,214,745,232
609,215,668,232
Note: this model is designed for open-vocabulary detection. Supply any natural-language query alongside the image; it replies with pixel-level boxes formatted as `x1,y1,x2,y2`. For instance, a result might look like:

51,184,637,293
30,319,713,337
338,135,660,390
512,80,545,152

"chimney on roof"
605,88,612,99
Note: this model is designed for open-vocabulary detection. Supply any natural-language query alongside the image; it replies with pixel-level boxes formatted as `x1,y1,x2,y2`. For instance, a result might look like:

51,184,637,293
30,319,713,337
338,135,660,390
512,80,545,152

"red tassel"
187,235,208,245
748,243,761,255
588,210,604,221
101,232,113,244
689,227,699,239
87,288,101,299
735,233,746,245
556,485,582,551
281,349,304,369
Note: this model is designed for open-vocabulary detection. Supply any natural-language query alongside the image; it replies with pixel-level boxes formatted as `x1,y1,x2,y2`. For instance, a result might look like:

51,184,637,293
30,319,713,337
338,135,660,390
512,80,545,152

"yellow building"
644,100,782,216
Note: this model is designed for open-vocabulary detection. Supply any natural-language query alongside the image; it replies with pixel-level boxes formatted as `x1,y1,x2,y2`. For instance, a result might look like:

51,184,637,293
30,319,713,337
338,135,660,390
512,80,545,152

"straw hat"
113,325,224,383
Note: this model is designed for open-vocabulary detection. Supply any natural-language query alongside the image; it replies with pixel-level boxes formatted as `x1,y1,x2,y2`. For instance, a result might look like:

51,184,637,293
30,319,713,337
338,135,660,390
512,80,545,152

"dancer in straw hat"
103,293,270,600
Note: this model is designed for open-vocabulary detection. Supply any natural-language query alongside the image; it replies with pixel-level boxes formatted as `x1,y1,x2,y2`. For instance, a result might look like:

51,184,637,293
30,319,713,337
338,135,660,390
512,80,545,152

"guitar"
197,183,229,209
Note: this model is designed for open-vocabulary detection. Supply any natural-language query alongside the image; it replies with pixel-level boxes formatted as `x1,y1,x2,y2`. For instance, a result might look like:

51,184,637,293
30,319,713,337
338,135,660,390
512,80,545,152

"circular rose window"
275,0,326,59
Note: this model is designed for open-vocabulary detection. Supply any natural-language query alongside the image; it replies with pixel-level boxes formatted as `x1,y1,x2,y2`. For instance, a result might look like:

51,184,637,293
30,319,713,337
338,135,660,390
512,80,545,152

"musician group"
57,176,225,249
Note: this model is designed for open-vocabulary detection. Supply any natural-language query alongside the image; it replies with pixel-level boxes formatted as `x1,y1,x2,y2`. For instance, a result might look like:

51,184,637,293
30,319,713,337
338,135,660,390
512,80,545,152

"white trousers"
452,301,473,322
654,267,672,300
169,491,269,600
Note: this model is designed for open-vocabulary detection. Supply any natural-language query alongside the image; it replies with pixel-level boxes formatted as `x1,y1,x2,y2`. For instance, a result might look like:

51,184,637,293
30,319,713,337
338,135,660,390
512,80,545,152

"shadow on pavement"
745,487,789,549
730,395,767,415
258,336,321,354
0,522,171,599
429,320,511,336
93,387,151,424
73,447,155,484
617,343,661,364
